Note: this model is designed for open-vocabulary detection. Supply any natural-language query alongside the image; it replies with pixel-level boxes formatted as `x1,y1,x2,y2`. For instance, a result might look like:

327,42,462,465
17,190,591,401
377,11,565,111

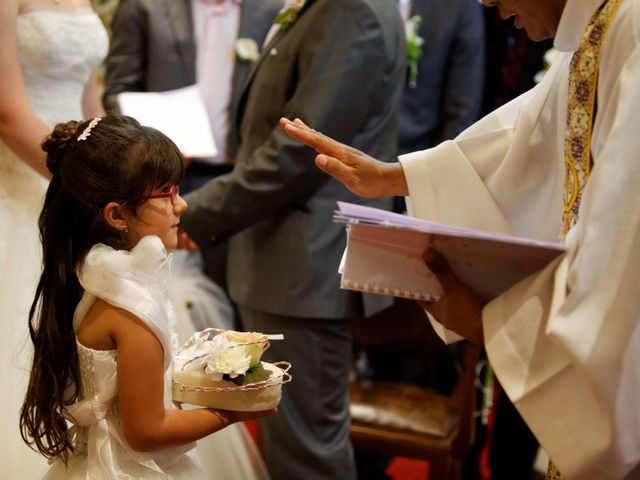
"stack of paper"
117,85,217,159
336,202,566,302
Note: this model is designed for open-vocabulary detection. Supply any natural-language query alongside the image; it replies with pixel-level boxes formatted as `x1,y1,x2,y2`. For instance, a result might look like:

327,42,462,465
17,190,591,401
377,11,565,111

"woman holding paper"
278,0,640,477
0,0,106,476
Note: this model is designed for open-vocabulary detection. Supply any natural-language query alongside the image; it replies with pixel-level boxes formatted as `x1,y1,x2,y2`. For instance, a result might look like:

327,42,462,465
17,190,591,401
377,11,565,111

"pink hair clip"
77,117,102,142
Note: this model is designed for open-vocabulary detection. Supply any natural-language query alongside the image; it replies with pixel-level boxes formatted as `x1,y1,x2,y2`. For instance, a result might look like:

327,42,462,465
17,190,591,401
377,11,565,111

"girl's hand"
279,117,409,198
419,249,486,345
216,407,278,425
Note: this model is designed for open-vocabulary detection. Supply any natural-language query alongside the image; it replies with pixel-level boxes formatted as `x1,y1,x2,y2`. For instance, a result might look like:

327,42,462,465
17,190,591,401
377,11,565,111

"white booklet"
117,85,217,159
336,202,566,302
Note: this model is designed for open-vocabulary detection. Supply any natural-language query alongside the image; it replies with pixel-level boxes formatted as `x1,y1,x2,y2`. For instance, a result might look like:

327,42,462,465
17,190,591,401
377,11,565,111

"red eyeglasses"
145,185,180,205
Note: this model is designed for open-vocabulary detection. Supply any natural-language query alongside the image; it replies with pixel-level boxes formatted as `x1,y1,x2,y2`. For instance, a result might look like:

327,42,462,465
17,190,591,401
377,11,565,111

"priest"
280,0,640,478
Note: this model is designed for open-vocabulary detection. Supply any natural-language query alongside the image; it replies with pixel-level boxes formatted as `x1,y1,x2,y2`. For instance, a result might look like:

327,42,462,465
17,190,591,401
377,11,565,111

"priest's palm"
279,117,409,199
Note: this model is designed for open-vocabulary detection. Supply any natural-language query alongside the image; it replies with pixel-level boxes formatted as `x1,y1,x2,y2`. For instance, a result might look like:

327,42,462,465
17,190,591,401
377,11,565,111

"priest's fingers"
280,117,407,198
280,117,352,160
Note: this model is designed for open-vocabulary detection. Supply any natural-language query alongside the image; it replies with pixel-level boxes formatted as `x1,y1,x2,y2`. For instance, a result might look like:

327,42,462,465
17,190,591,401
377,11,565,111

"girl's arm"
0,0,51,179
81,71,106,119
94,303,272,452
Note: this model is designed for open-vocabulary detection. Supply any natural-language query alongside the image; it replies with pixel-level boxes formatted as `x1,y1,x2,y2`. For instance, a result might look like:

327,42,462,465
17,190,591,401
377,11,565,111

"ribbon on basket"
173,361,292,393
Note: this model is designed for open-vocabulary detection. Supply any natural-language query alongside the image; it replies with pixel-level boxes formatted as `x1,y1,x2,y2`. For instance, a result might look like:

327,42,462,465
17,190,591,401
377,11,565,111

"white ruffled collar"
74,236,177,366
79,235,172,291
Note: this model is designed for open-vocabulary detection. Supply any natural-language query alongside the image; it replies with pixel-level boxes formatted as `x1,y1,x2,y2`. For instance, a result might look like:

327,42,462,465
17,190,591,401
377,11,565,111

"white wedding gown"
0,11,108,479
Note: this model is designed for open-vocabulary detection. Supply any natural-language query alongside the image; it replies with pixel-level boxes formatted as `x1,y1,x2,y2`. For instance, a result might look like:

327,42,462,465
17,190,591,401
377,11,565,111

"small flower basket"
172,329,291,411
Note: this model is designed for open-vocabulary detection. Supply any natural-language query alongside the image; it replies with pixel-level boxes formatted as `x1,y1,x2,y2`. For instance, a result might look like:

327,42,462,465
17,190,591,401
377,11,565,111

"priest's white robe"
400,0,640,478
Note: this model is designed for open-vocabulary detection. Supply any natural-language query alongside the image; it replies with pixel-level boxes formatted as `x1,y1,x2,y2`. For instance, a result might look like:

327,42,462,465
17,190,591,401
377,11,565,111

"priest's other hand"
279,117,409,198
419,249,486,346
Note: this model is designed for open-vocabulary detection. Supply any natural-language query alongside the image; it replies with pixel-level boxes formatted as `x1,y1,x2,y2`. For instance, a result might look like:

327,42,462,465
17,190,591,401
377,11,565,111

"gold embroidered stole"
548,1,623,478
560,0,623,240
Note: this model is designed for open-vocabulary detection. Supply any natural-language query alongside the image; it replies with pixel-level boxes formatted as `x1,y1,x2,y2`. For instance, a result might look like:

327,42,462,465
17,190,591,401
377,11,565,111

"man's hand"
279,117,409,198
419,249,486,345
176,229,199,251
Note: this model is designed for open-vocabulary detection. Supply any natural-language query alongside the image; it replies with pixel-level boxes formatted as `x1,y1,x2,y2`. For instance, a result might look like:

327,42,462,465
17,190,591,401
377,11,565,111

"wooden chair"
349,299,482,480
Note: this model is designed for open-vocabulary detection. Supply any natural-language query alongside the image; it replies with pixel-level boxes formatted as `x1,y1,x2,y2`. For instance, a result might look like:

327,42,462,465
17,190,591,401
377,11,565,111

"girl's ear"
102,202,129,232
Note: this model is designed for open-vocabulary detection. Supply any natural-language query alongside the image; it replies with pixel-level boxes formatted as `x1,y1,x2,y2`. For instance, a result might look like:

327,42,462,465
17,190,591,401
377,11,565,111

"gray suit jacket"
181,0,406,319
102,0,282,144
399,0,485,153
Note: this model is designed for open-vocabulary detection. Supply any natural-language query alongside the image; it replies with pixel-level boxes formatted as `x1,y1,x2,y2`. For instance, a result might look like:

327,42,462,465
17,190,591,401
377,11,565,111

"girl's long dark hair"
20,115,183,463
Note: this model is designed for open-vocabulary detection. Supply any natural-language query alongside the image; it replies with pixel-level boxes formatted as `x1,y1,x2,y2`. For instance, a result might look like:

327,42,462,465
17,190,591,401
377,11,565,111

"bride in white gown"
0,1,107,477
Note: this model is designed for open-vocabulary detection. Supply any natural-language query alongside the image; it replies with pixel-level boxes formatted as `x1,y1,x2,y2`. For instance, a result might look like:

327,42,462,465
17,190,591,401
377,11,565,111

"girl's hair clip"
77,117,102,142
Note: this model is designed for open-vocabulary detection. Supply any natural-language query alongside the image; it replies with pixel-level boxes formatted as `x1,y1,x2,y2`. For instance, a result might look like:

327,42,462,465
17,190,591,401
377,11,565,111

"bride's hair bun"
41,120,80,174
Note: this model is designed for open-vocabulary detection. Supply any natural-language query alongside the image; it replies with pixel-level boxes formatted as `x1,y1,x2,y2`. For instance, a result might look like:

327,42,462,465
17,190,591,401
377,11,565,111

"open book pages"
336,201,566,302
117,85,217,159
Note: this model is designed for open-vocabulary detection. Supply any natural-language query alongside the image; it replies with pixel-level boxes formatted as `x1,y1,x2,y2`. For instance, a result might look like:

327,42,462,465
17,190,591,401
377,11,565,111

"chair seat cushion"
349,381,459,439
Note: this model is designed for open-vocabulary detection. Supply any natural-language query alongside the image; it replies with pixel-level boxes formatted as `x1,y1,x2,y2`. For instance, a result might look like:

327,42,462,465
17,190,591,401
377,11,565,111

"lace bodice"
0,11,108,204
17,11,108,126
71,342,118,455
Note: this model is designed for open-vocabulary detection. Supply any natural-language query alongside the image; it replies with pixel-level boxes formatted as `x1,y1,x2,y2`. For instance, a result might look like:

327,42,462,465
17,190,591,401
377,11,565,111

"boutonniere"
274,0,307,29
235,38,260,63
405,15,424,88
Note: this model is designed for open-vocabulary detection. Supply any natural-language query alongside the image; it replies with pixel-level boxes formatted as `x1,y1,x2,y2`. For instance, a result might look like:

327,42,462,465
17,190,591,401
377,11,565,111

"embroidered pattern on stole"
551,0,622,477
560,0,623,240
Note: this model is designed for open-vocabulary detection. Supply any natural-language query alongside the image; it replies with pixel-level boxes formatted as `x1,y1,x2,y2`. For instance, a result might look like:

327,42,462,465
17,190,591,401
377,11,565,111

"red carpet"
387,457,430,479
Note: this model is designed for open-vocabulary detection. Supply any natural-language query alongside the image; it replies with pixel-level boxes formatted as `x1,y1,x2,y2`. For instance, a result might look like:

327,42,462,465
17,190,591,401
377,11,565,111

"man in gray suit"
103,0,282,189
180,1,406,478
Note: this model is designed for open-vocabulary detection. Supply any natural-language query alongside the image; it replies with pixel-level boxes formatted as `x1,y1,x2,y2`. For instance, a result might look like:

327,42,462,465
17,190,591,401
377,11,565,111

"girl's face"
126,184,187,251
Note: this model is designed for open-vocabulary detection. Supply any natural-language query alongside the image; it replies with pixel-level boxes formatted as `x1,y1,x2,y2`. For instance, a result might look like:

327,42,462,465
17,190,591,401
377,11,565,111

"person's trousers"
239,306,357,480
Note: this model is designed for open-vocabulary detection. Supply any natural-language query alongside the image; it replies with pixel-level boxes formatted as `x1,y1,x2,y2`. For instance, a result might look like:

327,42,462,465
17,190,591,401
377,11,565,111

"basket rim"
173,361,292,393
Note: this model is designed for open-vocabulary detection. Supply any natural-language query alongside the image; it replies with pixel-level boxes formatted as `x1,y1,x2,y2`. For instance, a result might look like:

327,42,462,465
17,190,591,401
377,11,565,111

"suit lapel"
235,0,315,131
165,0,196,83
232,0,272,102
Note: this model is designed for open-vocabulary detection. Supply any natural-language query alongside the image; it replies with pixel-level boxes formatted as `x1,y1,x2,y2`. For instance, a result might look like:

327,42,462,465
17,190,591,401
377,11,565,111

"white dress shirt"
398,0,412,21
400,0,640,477
191,0,241,164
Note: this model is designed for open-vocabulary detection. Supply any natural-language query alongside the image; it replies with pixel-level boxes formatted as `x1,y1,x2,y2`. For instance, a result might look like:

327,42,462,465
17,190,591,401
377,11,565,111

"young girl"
19,115,273,478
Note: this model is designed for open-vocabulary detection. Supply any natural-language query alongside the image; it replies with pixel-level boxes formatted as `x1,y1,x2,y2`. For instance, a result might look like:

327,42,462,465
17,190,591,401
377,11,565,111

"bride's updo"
41,120,79,175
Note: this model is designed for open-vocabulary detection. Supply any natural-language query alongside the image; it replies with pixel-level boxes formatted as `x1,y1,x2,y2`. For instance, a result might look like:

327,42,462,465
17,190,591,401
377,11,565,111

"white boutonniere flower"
405,15,425,88
274,0,307,29
235,38,260,62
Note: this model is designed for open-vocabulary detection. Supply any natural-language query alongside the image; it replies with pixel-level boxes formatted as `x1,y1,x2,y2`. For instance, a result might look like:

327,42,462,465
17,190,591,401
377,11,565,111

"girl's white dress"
0,11,108,478
47,236,269,479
